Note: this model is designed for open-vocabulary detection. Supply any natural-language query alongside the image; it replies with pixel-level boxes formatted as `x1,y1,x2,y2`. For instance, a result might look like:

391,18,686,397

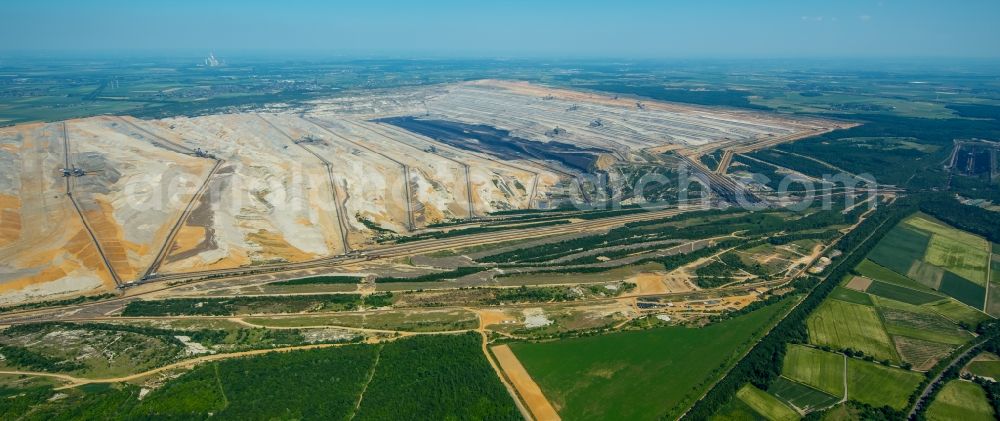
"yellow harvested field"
845,276,873,292
492,344,561,421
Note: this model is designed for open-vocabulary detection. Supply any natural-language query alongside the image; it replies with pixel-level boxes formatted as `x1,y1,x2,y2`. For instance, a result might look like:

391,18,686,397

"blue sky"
1,0,998,58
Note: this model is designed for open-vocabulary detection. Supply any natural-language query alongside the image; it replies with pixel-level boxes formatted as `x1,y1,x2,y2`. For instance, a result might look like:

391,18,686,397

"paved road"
907,334,992,419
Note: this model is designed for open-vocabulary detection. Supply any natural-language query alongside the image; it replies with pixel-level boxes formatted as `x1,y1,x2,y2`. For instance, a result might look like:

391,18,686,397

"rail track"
136,204,703,284
142,159,224,279
376,121,545,210
344,120,477,220
61,122,124,288
113,117,228,280
257,114,353,254
0,252,780,328
301,115,418,231
115,116,200,156
676,153,763,205
381,120,545,210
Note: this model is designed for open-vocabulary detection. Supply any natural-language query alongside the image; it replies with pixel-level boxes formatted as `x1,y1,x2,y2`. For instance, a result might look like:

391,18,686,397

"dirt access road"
492,344,561,421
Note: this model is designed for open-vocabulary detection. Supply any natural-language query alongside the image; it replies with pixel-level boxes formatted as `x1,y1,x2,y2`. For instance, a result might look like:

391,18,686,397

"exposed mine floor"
0,80,839,303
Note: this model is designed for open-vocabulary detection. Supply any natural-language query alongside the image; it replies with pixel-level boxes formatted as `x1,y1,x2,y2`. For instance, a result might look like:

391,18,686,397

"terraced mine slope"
312,80,835,152
0,119,214,303
0,80,835,304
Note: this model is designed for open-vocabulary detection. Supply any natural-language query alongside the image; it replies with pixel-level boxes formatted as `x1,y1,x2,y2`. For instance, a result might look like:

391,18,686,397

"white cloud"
860,14,872,21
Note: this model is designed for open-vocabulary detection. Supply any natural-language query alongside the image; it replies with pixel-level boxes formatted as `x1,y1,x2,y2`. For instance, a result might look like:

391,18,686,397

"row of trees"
270,275,362,286
918,193,1000,243
377,266,487,283
0,293,115,314
480,210,777,264
395,219,570,244
121,294,365,316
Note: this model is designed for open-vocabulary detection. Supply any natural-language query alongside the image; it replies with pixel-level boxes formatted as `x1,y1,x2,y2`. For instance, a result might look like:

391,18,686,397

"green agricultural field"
871,295,938,314
781,345,844,397
907,216,990,286
856,214,995,314
991,252,999,285
855,259,938,294
893,336,956,371
767,377,840,413
927,299,993,326
865,280,944,305
879,306,973,345
828,286,873,306
509,299,793,420
846,358,923,410
807,299,899,362
939,271,987,309
860,215,993,308
866,224,931,276
967,357,1000,380
710,395,767,421
736,384,799,421
869,296,970,367
907,260,946,290
925,380,995,421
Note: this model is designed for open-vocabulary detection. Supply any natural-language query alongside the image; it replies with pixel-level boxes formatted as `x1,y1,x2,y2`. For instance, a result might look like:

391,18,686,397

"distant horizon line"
1,50,999,63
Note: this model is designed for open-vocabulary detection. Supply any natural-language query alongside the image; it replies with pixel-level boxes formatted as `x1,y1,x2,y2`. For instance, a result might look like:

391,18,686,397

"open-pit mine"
0,80,845,304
